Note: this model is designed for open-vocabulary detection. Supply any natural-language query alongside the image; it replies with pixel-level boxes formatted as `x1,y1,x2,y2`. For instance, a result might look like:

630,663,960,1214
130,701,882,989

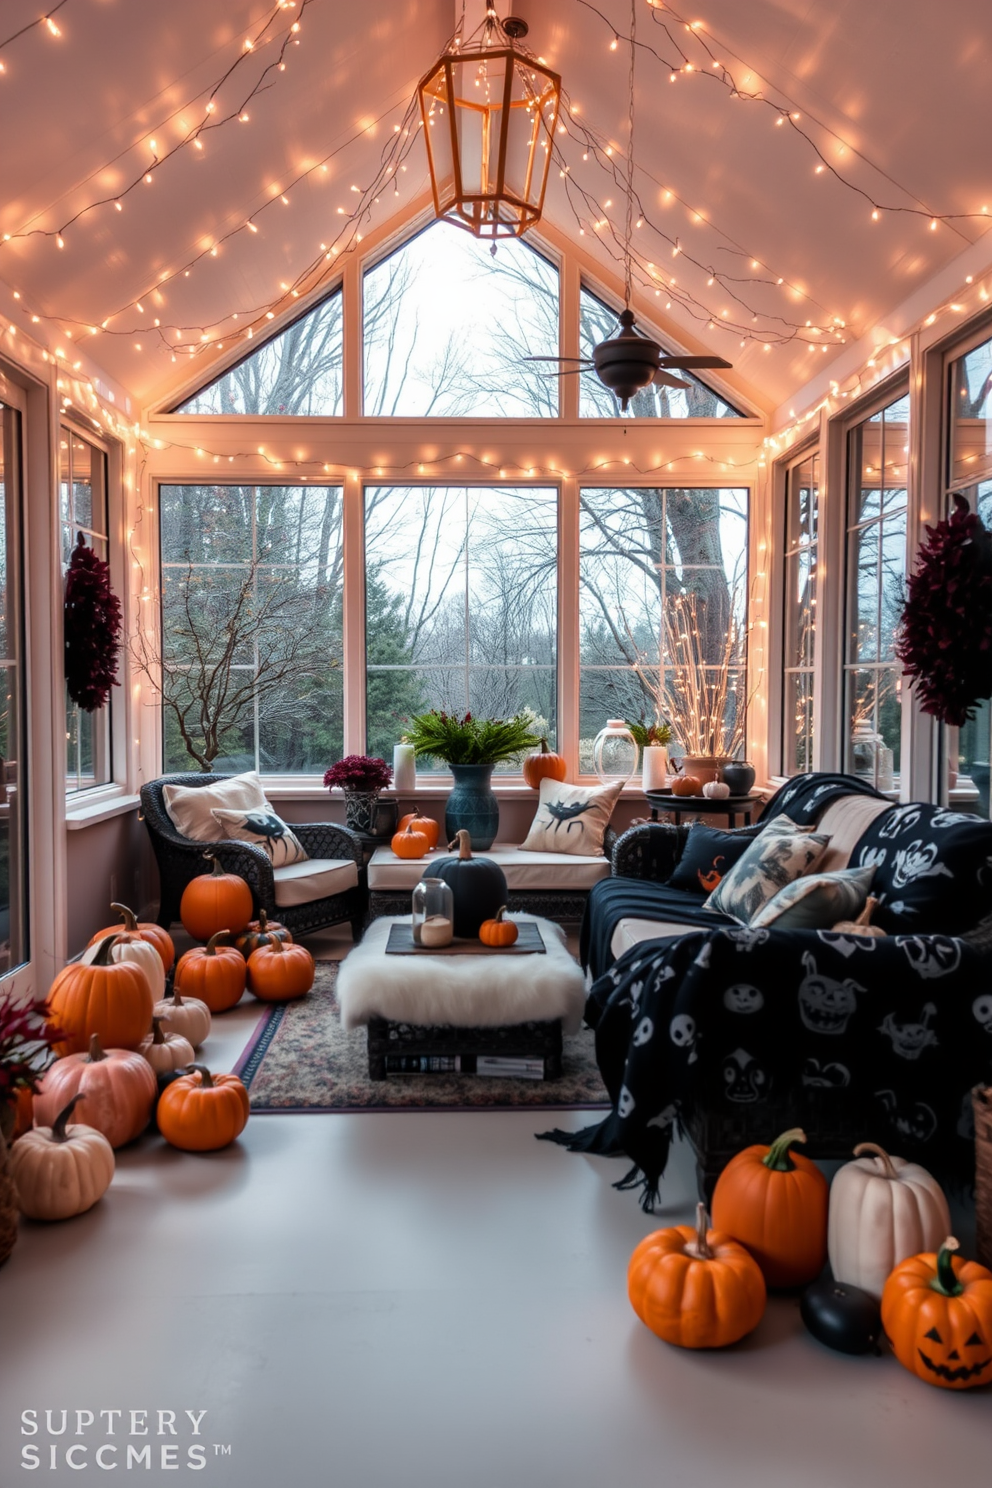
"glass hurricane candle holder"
593,719,638,786
412,878,454,947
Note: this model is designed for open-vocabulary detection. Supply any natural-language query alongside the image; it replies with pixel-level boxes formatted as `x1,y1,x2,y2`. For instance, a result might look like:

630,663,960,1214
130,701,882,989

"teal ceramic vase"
444,764,499,850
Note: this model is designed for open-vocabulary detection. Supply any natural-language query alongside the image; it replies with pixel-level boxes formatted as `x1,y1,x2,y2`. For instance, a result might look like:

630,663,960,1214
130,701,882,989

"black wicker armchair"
140,774,367,941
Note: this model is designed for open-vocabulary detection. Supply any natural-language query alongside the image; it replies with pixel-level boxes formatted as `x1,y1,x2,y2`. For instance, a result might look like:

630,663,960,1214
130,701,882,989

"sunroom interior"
2,0,992,1481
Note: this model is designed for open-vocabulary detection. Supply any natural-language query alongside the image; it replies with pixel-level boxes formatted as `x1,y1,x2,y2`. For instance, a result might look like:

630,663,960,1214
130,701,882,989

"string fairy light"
1,0,314,248
0,0,71,70
1,0,989,384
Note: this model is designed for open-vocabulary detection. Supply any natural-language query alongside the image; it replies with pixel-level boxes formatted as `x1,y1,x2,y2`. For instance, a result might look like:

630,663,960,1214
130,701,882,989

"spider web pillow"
520,778,623,857
211,807,309,868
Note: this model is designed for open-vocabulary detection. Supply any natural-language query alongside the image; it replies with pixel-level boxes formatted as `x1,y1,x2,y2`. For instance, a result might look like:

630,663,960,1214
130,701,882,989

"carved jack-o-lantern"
881,1237,992,1390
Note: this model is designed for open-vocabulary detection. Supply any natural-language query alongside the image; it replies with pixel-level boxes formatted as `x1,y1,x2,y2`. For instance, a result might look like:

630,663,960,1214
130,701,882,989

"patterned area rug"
234,961,609,1113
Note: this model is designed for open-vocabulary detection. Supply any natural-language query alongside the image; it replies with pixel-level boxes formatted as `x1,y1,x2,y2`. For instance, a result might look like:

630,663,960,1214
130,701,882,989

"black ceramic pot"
721,761,756,796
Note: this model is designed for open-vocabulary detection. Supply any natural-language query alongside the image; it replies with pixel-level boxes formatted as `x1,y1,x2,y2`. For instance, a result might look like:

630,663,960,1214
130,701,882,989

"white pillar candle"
393,743,416,793
419,915,453,947
642,745,669,792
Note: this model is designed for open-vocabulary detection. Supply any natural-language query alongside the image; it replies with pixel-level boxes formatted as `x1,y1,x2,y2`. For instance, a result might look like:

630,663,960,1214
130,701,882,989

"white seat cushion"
367,844,610,892
610,918,707,960
272,858,359,908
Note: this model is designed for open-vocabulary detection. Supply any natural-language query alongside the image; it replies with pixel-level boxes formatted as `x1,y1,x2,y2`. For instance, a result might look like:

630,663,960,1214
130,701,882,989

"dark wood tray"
384,922,546,956
645,791,762,809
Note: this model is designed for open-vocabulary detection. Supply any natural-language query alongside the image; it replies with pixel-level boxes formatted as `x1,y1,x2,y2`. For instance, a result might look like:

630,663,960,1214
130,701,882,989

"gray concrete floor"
2,932,988,1487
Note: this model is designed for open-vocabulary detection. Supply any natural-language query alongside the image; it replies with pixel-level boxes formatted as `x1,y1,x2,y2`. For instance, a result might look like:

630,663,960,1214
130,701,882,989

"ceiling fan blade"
653,370,693,390
657,355,734,370
522,356,595,364
539,367,589,377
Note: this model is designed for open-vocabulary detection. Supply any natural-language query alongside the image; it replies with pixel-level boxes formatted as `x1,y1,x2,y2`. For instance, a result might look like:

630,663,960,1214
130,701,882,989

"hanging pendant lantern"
417,4,561,241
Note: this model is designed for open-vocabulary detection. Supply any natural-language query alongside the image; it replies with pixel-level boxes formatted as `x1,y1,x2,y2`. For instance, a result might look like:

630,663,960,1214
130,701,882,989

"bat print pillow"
211,807,309,867
520,778,623,857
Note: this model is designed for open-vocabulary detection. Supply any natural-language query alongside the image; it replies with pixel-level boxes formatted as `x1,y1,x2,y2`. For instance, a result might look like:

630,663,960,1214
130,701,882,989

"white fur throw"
337,916,587,1033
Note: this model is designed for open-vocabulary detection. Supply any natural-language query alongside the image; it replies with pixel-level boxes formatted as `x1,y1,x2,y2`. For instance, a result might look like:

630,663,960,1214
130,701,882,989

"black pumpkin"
425,830,508,938
800,1277,883,1355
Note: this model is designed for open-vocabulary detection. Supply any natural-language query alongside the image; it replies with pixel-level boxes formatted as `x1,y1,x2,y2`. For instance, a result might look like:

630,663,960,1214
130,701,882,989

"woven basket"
974,1085,992,1270
0,1130,17,1268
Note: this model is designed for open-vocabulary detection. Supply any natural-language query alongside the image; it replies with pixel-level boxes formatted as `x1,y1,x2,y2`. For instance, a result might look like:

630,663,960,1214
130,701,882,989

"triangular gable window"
579,285,744,419
363,221,559,417
172,287,343,415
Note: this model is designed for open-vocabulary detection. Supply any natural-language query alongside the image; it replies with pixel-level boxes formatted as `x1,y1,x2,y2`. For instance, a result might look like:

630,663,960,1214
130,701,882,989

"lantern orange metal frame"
416,8,561,241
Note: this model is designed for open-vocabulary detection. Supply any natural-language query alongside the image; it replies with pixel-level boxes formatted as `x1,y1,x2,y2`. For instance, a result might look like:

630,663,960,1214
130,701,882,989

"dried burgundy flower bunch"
0,987,60,1106
323,755,393,793
64,533,123,712
896,495,992,727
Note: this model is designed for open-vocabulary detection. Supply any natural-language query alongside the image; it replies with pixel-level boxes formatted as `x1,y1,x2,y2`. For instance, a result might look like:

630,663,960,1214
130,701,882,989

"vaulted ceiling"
2,0,988,411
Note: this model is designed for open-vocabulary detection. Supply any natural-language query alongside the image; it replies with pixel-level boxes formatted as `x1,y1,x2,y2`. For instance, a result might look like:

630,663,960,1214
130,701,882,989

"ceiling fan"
524,309,732,411
523,0,733,411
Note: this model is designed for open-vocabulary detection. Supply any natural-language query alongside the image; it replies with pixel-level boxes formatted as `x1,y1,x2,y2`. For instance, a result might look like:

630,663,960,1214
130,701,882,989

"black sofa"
547,773,992,1205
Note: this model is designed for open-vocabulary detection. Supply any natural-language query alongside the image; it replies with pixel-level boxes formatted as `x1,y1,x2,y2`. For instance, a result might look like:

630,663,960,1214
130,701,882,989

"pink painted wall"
65,812,158,958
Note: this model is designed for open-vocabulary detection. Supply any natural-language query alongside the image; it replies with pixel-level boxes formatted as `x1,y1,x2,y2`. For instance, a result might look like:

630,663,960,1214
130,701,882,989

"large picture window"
159,485,344,774
364,486,557,768
578,487,748,770
843,393,909,790
61,427,112,793
782,450,819,774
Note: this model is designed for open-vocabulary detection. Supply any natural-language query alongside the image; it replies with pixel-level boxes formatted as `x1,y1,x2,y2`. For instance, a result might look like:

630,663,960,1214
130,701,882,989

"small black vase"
721,761,756,796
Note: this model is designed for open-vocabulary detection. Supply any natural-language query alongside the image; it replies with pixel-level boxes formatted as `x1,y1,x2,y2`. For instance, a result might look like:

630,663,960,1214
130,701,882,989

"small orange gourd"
882,1237,992,1390
88,903,175,973
478,906,519,948
246,936,315,1002
397,808,439,850
391,821,429,859
671,775,702,798
156,1065,250,1152
628,1202,766,1348
522,738,567,791
180,855,253,941
47,935,155,1057
173,931,247,1013
711,1126,829,1288
832,896,886,938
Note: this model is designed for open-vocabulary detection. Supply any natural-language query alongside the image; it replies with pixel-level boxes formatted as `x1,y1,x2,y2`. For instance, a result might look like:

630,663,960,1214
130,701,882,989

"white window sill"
65,792,141,829
263,779,667,801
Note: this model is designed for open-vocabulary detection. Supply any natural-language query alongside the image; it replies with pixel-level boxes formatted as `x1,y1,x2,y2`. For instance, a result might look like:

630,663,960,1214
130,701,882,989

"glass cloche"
592,719,638,785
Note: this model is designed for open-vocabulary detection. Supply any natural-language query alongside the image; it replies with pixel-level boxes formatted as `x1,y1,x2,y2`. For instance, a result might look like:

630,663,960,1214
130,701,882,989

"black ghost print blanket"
539,924,992,1210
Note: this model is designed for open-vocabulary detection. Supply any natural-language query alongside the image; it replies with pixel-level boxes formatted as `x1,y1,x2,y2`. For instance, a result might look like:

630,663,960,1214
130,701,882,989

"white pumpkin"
152,990,211,1050
81,934,165,1000
702,780,731,799
9,1096,115,1221
828,1141,950,1300
138,1017,195,1074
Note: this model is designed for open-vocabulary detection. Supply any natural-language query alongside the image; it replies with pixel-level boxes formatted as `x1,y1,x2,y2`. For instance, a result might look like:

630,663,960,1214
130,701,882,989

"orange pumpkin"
47,935,155,1057
234,910,294,959
881,1237,992,1390
88,903,175,973
522,737,567,790
671,775,702,798
180,855,253,941
397,808,439,850
391,821,429,859
33,1034,157,1148
246,936,314,1002
711,1126,829,1288
174,931,247,1013
628,1202,766,1348
156,1065,250,1152
478,906,519,948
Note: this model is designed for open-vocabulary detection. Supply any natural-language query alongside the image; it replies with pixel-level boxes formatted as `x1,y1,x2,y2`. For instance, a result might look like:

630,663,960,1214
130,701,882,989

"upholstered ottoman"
337,914,587,1080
